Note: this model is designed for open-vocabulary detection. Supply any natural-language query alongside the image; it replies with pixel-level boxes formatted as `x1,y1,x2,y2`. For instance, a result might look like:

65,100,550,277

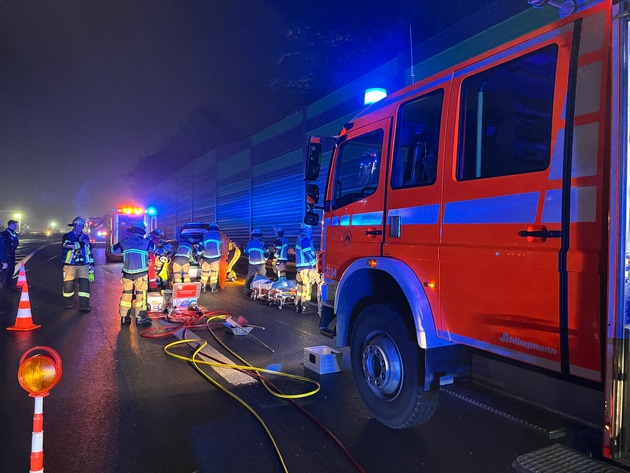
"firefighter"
0,218,6,316
148,228,164,242
273,226,289,279
294,223,317,313
1,219,19,291
199,222,222,292
111,221,155,325
243,228,269,294
172,237,197,283
61,216,94,312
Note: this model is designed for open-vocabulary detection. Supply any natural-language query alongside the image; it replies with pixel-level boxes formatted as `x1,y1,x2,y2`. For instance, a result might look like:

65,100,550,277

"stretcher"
250,276,297,309
250,276,274,301
267,278,298,309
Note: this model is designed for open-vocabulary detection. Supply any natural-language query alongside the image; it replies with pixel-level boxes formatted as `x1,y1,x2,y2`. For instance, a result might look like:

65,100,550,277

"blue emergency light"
364,88,387,105
146,207,157,216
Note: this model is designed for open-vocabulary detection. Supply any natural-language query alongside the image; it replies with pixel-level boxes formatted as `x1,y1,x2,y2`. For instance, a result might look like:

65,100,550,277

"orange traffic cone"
7,283,41,331
16,264,27,288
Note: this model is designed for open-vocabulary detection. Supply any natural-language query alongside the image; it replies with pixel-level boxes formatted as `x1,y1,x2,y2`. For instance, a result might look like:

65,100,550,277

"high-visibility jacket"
61,231,94,266
243,237,268,265
274,236,289,262
295,233,316,269
174,241,196,262
112,234,155,275
200,230,222,262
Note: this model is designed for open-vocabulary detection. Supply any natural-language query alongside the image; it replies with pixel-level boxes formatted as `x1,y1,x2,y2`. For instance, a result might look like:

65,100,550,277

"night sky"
0,1,290,228
0,1,522,230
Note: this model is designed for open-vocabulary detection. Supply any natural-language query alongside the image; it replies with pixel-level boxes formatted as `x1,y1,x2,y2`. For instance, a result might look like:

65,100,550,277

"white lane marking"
166,324,256,386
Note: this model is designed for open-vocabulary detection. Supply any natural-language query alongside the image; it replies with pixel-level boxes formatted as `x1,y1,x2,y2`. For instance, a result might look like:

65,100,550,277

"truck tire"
350,304,437,429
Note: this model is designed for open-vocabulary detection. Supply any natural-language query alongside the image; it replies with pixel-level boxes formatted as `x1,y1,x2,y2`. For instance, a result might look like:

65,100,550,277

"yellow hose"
226,246,241,276
163,314,321,472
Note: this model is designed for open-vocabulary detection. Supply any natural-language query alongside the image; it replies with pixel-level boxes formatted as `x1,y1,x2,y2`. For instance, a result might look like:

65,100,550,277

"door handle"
364,230,383,236
518,227,562,240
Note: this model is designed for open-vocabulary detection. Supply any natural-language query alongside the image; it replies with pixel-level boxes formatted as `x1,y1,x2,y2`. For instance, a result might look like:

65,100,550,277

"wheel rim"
361,331,403,399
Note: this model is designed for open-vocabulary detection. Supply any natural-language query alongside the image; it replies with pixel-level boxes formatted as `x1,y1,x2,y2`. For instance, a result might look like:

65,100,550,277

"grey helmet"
69,216,87,228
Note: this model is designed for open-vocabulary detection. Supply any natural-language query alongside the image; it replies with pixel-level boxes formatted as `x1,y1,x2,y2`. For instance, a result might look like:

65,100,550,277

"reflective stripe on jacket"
275,236,289,261
200,230,221,261
244,237,268,265
295,234,315,269
113,234,154,274
174,241,196,262
61,231,94,266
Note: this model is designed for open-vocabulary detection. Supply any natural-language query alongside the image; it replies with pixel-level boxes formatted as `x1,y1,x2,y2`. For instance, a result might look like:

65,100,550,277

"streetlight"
13,213,22,233
45,221,58,238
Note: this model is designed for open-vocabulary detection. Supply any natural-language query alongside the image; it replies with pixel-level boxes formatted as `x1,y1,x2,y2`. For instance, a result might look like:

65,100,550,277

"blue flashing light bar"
146,206,157,216
364,88,387,105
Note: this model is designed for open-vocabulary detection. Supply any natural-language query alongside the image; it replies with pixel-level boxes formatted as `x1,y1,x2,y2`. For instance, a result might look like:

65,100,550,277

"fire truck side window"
392,90,444,189
332,129,383,209
457,44,558,180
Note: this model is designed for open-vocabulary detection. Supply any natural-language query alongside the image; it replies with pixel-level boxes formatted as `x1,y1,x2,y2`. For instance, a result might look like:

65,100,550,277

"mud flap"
319,304,336,338
424,344,471,391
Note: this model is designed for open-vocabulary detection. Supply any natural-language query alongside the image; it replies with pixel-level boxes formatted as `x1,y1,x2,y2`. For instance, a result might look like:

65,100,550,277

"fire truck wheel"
351,304,438,429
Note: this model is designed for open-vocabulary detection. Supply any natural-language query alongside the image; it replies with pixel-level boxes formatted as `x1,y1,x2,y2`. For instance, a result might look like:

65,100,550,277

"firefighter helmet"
130,221,146,235
186,237,195,244
276,227,284,236
251,228,262,237
209,222,219,230
300,223,312,237
68,216,87,227
150,228,164,238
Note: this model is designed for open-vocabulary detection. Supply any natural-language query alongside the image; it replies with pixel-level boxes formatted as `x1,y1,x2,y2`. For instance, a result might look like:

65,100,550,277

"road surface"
0,242,616,473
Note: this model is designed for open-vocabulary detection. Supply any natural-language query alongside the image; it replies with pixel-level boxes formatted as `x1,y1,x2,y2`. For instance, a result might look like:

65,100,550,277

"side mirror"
305,137,321,181
304,211,319,227
306,183,320,205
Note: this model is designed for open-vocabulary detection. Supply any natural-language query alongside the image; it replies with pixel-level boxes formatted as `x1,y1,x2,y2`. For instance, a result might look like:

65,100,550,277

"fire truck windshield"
117,215,139,237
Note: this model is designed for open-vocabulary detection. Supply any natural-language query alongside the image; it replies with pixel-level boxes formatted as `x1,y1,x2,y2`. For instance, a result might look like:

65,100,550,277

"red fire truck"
104,206,157,262
87,216,108,246
305,0,630,467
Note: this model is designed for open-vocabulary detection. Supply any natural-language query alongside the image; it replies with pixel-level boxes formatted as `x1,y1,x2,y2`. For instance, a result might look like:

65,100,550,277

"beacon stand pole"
17,346,63,473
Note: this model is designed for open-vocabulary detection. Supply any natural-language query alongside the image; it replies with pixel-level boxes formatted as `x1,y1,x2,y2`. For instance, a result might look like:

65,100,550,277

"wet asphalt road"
0,242,606,473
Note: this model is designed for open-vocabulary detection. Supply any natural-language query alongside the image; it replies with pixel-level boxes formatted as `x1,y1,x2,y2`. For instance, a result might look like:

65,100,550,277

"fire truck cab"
305,0,630,467
105,206,157,263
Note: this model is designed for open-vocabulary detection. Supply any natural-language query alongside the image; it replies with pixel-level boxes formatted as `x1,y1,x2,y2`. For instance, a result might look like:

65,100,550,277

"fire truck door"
439,35,605,381
322,119,390,280
384,88,445,317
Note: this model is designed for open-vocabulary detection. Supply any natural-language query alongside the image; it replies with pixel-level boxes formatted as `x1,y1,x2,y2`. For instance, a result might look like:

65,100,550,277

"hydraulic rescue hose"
143,308,366,473
166,334,293,472
203,319,367,473
163,313,318,473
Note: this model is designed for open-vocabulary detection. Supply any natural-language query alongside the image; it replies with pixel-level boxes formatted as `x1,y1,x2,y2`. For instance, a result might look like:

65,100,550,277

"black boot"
136,314,152,325
136,310,151,325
